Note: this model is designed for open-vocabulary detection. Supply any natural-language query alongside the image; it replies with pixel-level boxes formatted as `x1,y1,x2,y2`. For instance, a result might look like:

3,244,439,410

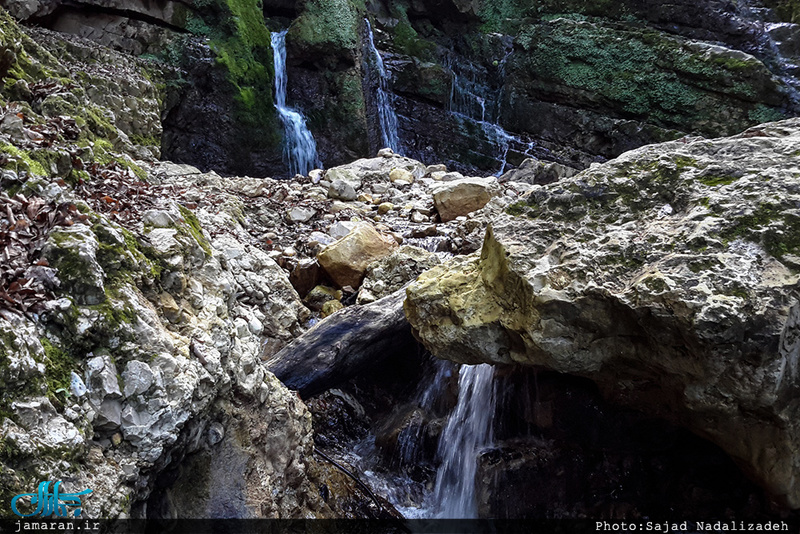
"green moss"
515,19,784,136
392,20,437,60
760,0,800,22
87,139,148,182
748,104,786,124
723,286,749,299
698,175,738,186
0,11,60,88
506,200,529,217
67,169,91,185
688,258,719,273
642,276,668,292
720,204,800,260
178,205,212,256
130,133,161,147
87,297,138,332
0,143,48,176
673,155,697,169
40,338,77,404
210,0,280,151
289,0,361,55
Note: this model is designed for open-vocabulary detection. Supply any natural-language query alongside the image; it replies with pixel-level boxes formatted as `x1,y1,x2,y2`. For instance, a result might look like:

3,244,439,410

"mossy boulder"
393,60,452,107
287,0,363,64
43,226,107,306
406,118,800,508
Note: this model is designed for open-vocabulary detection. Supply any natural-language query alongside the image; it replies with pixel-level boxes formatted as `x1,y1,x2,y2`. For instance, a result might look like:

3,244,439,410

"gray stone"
287,206,316,223
94,399,123,431
122,360,154,398
328,221,359,240
327,179,358,201
499,158,579,185
143,209,178,228
86,354,122,400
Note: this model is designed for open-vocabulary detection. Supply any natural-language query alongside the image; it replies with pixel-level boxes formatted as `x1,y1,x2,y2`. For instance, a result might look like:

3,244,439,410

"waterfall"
365,19,401,153
430,363,496,518
446,53,536,175
271,30,321,177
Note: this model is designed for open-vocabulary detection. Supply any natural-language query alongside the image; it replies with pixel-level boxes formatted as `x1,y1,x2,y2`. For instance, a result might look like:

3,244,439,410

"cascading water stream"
271,30,321,177
342,358,495,520
365,19,402,153
445,53,536,175
429,363,496,518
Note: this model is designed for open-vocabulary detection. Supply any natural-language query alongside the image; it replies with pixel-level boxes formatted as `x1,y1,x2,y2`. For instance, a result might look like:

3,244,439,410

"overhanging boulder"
405,119,800,508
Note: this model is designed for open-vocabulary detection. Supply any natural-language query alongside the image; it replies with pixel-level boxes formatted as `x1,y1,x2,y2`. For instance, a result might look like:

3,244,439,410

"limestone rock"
324,156,426,183
328,179,358,201
317,223,399,288
500,158,579,185
43,225,106,305
288,206,316,223
432,177,501,222
389,168,414,184
357,246,441,304
329,220,359,240
406,119,800,508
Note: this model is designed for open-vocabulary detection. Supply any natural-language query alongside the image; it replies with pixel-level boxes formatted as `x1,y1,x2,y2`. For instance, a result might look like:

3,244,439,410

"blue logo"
11,481,92,518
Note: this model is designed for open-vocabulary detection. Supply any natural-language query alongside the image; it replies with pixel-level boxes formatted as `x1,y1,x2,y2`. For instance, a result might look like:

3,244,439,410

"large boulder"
405,119,800,508
432,177,501,222
317,222,399,288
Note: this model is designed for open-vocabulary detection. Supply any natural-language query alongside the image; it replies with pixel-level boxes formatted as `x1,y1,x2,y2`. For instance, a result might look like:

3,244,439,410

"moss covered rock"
406,118,800,508
287,0,362,63
501,18,793,152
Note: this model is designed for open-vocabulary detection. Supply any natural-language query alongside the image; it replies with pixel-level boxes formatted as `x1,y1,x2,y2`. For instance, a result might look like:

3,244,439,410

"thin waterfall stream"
271,30,321,176
365,19,401,153
429,363,496,518
445,53,536,175
345,359,497,519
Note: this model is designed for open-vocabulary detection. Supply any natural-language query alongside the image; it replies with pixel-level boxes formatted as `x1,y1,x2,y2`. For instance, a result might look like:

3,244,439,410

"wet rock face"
501,18,795,158
405,119,800,507
160,37,284,177
480,370,782,519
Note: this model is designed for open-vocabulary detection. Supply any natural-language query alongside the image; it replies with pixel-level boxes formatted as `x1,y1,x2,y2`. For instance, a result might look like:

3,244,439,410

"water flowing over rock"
429,363,495,518
406,118,800,508
272,30,321,177
364,19,401,154
7,1,800,520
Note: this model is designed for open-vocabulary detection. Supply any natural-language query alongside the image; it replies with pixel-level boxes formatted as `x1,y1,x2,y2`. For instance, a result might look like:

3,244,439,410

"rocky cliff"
7,0,800,176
